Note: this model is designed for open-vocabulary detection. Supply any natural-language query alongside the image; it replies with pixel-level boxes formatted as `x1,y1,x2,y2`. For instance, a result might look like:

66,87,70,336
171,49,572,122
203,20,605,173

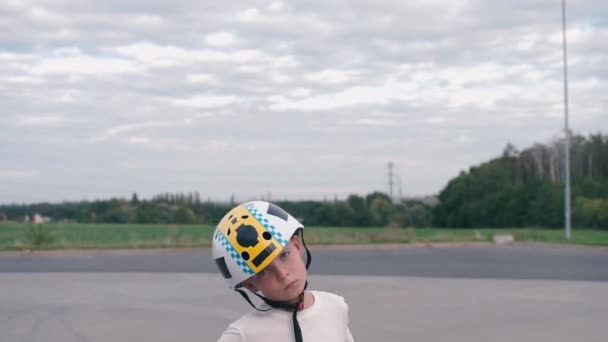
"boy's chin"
264,283,306,303
284,282,307,301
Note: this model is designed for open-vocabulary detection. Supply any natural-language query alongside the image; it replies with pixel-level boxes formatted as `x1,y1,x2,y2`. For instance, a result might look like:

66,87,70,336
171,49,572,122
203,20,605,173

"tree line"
432,133,608,229
1,132,606,229
0,191,433,228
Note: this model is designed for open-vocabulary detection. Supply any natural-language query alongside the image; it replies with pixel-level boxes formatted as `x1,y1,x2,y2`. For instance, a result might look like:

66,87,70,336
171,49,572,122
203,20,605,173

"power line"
387,162,394,201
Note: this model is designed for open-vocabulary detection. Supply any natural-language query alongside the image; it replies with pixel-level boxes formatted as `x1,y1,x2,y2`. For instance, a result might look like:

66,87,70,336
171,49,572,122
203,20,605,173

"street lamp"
561,0,572,240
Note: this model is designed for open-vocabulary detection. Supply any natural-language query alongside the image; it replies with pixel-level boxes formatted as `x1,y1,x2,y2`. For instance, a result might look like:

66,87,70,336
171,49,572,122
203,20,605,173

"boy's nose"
275,264,290,280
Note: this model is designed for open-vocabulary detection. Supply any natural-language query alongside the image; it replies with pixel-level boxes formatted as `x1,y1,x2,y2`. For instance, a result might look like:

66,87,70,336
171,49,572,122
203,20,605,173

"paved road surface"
2,273,607,342
2,245,608,341
1,244,607,281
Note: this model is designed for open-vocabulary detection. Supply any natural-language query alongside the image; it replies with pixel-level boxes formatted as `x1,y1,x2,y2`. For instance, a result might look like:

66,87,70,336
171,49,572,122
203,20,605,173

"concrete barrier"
493,234,515,245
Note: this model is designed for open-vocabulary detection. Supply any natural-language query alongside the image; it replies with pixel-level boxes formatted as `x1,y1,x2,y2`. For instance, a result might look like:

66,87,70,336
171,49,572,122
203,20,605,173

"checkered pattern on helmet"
245,203,288,246
214,230,255,275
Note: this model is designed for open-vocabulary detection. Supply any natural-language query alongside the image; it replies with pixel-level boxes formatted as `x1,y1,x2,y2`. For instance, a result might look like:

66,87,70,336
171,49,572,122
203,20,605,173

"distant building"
32,214,44,224
25,213,51,224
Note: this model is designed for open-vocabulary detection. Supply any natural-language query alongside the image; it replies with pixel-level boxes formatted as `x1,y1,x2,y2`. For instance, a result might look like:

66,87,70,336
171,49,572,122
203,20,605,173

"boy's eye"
257,268,269,278
281,251,290,258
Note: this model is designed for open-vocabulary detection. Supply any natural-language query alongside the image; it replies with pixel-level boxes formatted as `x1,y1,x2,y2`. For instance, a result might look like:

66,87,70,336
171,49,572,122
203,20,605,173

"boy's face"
242,235,308,303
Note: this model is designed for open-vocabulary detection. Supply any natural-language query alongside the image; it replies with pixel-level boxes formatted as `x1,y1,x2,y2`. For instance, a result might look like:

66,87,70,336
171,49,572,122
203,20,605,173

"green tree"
172,206,197,224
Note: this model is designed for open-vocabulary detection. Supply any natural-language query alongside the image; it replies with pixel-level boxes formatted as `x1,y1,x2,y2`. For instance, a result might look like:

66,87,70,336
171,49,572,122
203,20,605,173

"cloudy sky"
1,0,606,204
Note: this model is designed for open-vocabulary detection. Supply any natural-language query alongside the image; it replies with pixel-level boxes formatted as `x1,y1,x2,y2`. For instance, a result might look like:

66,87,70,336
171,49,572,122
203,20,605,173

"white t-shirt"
217,291,354,342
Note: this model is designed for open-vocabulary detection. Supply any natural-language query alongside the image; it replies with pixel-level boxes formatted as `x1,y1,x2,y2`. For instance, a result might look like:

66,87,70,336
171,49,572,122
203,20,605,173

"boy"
212,200,354,342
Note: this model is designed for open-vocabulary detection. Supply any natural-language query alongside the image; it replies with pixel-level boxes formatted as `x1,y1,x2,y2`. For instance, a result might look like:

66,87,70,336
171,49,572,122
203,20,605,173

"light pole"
561,0,572,240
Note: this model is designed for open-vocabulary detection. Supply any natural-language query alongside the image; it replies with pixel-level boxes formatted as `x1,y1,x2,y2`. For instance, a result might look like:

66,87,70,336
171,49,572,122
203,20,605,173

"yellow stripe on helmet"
216,205,282,274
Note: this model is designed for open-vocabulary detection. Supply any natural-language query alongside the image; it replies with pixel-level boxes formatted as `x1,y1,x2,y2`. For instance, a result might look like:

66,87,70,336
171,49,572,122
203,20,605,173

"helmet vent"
214,257,232,279
267,203,288,221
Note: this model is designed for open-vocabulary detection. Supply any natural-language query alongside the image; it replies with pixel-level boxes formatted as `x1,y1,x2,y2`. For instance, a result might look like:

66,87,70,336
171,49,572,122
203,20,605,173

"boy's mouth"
285,280,298,290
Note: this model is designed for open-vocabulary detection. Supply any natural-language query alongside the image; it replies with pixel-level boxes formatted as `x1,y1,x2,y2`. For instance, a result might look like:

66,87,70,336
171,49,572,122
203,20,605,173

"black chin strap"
235,231,312,342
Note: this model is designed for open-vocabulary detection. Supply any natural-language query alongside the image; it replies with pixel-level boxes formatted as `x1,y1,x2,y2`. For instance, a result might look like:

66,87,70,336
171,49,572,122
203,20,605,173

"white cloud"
0,52,35,60
426,116,448,125
171,95,239,109
30,6,67,25
267,95,286,103
571,77,602,90
2,75,45,84
186,73,217,84
114,42,287,67
114,42,191,67
56,28,76,39
237,65,264,73
268,2,284,11
1,0,607,203
268,80,418,111
517,32,541,51
278,42,290,50
548,24,600,45
288,88,311,97
55,89,84,103
271,73,291,84
31,55,138,75
15,115,70,126
107,121,176,136
219,49,266,63
236,8,260,21
267,60,565,112
234,7,334,34
0,169,40,180
88,121,189,144
128,136,151,144
3,0,26,10
353,118,395,126
134,14,164,25
439,63,506,86
52,47,82,57
273,55,298,68
204,32,236,47
305,69,365,85
456,134,473,145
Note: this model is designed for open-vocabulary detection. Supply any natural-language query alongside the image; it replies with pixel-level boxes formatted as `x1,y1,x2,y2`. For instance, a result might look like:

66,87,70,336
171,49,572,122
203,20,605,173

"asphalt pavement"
1,244,607,281
2,273,607,342
2,244,608,342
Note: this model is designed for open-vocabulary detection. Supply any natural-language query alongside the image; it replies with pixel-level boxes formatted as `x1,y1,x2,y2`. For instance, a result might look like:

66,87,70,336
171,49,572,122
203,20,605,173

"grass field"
0,222,607,251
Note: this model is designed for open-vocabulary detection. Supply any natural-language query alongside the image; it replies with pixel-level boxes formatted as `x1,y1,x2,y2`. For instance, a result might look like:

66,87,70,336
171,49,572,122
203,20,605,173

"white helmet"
212,201,304,289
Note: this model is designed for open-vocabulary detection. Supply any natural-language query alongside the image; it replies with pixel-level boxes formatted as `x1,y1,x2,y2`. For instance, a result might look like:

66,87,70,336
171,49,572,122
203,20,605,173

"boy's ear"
290,234,304,257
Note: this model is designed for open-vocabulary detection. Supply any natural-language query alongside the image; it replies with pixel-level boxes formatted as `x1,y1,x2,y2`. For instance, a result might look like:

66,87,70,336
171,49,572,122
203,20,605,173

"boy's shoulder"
311,290,348,305
310,290,350,317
